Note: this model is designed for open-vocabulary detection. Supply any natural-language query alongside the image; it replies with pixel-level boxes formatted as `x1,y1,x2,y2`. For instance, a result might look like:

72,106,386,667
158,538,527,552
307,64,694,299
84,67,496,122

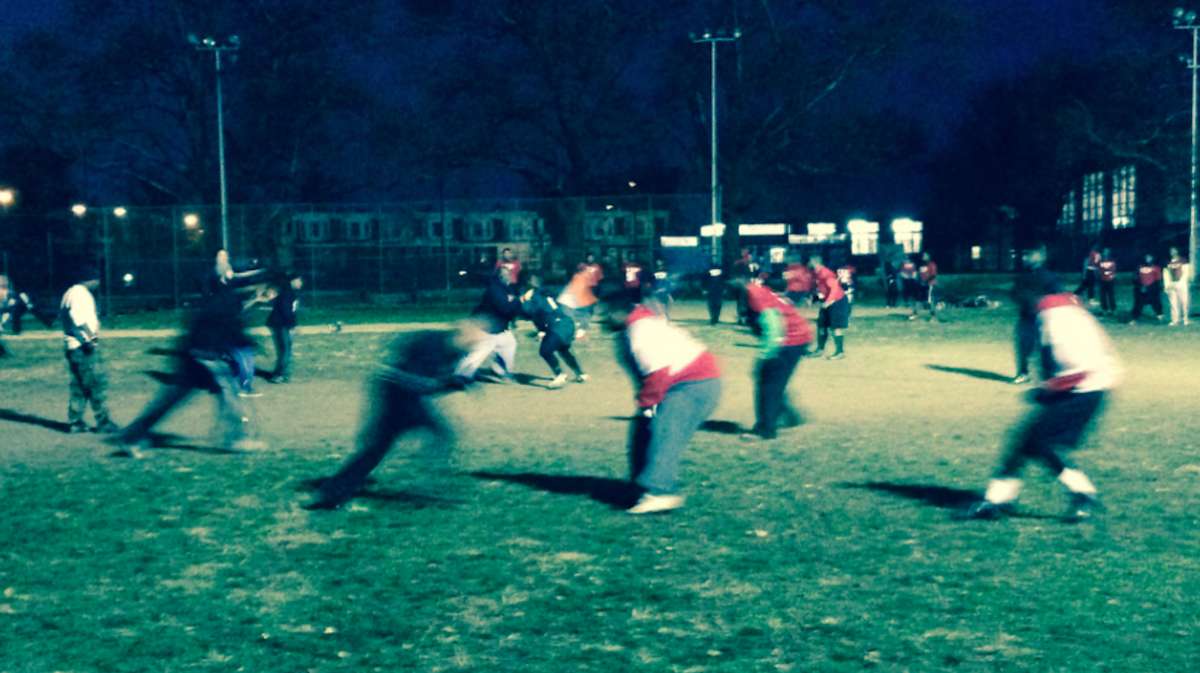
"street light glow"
71,203,87,217
183,213,200,228
113,206,128,218
0,188,14,207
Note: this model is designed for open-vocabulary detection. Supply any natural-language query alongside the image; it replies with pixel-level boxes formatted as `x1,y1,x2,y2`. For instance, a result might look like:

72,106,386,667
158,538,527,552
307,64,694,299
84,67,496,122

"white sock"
1058,468,1097,495
984,478,1023,504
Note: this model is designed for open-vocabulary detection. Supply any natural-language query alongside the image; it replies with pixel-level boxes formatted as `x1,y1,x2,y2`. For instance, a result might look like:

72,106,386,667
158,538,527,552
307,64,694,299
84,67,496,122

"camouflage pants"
66,347,112,426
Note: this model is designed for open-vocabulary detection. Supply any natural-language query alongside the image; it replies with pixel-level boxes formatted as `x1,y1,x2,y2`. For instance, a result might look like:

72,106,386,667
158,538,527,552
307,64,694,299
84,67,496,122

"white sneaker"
547,373,569,389
627,493,685,514
575,373,590,383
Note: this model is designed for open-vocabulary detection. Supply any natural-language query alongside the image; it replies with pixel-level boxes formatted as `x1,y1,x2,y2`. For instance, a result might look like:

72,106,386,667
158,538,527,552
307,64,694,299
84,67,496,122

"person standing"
784,258,814,306
965,292,1120,521
898,255,919,314
1011,245,1062,384
266,272,303,383
455,266,522,382
557,253,603,338
882,255,900,308
1129,253,1164,324
1097,248,1117,316
743,278,812,440
621,253,645,308
1074,247,1101,304
612,291,721,514
522,274,588,388
732,249,759,325
705,263,725,325
913,252,939,320
1164,246,1191,327
809,256,850,359
495,247,522,286
60,268,118,434
304,323,482,510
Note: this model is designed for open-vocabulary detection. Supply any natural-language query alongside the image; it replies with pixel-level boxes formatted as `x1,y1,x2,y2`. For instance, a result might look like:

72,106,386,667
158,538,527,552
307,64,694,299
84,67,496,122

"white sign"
739,223,788,236
807,222,837,237
660,236,699,248
700,223,726,237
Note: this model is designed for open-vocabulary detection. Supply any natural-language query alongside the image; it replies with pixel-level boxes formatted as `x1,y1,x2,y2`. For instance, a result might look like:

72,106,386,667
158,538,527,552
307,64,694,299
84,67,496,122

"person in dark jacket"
112,286,263,456
1011,245,1062,384
455,266,522,382
304,323,484,510
265,272,303,383
521,274,587,388
705,264,725,325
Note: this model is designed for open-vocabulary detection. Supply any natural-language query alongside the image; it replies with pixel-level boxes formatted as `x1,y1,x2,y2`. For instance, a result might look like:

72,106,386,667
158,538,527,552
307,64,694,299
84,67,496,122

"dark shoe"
269,375,289,384
1065,493,1105,522
960,500,1015,520
826,352,845,361
68,422,88,434
95,420,120,434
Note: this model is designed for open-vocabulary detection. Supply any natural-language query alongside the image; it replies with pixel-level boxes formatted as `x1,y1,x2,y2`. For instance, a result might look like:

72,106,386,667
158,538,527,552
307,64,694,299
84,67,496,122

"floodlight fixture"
71,203,87,217
113,206,128,218
183,212,201,229
0,188,15,208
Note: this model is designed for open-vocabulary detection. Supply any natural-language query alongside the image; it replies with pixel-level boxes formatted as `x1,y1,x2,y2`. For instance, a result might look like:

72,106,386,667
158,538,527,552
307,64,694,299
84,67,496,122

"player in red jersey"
1164,246,1192,326
495,247,522,288
808,255,849,359
1097,248,1117,315
898,256,919,313
743,278,813,439
1074,247,1101,304
783,258,814,306
621,253,645,307
1129,253,1163,324
558,252,604,337
912,252,939,320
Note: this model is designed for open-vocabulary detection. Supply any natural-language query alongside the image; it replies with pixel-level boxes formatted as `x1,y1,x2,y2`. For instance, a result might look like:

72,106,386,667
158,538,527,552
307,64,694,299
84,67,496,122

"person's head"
585,252,596,264
1022,244,1047,270
1170,246,1181,259
501,247,514,262
215,249,229,265
1144,253,1155,264
921,252,931,262
290,275,303,291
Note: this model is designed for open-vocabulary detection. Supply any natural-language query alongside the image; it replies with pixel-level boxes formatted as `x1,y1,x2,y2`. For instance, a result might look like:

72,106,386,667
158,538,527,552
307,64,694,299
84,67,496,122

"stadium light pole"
691,29,741,264
0,188,15,276
1176,8,1199,289
189,33,240,253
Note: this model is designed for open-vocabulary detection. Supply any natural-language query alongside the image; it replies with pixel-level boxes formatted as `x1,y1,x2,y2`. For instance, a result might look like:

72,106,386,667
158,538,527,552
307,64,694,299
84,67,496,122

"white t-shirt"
61,284,100,350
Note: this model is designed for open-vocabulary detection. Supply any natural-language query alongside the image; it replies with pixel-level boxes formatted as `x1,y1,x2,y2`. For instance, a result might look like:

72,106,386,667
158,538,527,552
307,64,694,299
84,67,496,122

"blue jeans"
632,378,721,494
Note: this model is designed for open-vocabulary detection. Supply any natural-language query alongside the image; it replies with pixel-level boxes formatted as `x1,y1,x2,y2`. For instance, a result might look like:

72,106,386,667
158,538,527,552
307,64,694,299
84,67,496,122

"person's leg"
118,383,195,444
491,330,517,377
1183,286,1192,325
455,334,499,379
755,354,787,438
65,350,87,428
1130,287,1144,320
270,326,288,378
1153,285,1164,319
539,333,563,376
815,309,829,354
557,344,584,378
1014,316,1036,379
776,346,805,426
80,349,114,428
635,378,721,495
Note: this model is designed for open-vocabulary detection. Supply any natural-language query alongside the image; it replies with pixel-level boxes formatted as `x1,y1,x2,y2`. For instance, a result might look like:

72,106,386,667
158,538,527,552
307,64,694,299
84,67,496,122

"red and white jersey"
1136,264,1162,287
1166,258,1192,286
898,261,917,280
784,263,813,293
918,260,938,285
1036,293,1121,394
745,283,814,347
625,305,720,408
836,265,856,287
495,259,522,283
1098,260,1117,282
623,263,644,288
813,266,846,305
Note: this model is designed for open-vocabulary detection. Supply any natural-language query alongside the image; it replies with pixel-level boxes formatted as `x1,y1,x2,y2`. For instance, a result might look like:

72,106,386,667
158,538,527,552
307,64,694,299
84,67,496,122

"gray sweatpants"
632,377,721,495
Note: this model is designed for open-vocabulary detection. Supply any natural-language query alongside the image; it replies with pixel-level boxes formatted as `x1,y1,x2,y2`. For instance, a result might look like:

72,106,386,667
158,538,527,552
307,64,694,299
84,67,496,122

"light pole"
1176,8,1199,288
691,29,741,264
0,188,14,276
189,33,240,253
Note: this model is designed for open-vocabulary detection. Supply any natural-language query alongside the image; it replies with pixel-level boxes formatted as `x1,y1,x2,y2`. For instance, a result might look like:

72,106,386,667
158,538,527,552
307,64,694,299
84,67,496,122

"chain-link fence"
0,194,708,312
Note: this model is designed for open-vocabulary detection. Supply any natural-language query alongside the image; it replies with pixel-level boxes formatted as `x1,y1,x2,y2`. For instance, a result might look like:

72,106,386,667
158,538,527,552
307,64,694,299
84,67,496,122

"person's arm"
760,308,783,359
66,289,98,344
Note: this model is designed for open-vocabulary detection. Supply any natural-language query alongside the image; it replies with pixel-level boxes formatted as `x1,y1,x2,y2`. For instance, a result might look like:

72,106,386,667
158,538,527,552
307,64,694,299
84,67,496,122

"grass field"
2,299,1198,672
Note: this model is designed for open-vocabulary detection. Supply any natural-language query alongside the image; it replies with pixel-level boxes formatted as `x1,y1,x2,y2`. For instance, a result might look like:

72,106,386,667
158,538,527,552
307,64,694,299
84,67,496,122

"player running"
743,277,812,440
808,256,849,360
522,274,588,389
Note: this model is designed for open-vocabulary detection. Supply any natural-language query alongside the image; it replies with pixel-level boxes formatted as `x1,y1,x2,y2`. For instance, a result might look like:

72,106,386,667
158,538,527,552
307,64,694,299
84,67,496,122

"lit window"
1111,165,1136,229
1082,172,1105,234
847,219,879,255
1057,189,1077,232
891,218,923,254
971,245,982,260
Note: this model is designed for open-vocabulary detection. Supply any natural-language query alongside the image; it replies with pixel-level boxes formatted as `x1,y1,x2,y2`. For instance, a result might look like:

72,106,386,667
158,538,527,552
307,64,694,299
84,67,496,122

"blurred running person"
783,257,814,306
522,274,587,388
1164,246,1191,326
266,272,303,383
60,268,118,434
809,256,849,359
965,292,1120,521
611,286,721,514
304,323,483,510
456,266,522,383
744,278,812,440
558,253,603,338
1097,249,1117,316
1129,253,1164,324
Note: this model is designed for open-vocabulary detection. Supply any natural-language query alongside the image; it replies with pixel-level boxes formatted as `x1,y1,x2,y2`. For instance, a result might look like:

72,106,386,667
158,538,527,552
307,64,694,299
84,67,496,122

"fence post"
309,240,317,308
172,207,180,310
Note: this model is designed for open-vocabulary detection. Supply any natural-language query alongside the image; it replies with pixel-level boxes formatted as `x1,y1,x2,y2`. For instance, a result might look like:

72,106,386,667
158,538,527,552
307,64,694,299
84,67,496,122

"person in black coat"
454,266,522,382
1011,244,1062,384
305,323,484,510
265,272,303,383
521,274,587,388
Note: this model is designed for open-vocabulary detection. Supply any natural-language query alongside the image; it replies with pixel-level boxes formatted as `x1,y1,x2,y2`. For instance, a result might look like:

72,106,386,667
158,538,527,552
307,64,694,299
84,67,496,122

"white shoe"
231,438,268,451
627,493,685,514
575,373,590,383
547,373,569,389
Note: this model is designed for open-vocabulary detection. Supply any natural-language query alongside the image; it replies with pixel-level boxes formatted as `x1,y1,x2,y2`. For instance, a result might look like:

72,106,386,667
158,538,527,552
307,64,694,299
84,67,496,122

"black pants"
316,382,451,505
706,287,723,324
539,330,582,377
1099,282,1116,313
885,278,899,307
1074,271,1096,300
1014,315,1037,377
754,344,806,438
1130,284,1163,319
120,356,244,446
270,325,293,378
998,391,1104,478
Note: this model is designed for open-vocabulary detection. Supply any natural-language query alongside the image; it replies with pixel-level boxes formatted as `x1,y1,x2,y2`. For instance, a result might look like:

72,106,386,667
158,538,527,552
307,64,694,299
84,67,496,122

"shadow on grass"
106,432,243,457
0,408,72,433
602,415,745,435
842,481,1060,520
470,470,640,509
925,364,1012,383
296,476,462,508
